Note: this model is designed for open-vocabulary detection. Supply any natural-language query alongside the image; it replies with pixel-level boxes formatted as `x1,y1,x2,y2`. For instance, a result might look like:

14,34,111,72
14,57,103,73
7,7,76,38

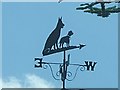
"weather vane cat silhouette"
42,17,64,55
42,17,85,56
35,17,97,89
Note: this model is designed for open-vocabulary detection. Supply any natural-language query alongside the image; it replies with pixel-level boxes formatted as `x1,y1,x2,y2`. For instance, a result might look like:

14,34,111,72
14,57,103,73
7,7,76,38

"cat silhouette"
42,17,64,55
59,30,73,48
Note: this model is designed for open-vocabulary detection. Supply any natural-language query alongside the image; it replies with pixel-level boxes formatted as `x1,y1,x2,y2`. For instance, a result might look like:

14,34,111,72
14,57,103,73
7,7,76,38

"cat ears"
58,17,62,20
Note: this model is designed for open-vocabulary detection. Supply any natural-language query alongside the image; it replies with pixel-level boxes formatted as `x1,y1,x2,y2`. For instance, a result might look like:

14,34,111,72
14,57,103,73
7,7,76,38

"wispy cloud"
2,77,22,88
0,74,55,89
24,74,55,88
0,78,2,89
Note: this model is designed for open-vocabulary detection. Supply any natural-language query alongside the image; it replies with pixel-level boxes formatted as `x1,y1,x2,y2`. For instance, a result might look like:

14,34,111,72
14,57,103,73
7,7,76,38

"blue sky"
1,0,120,2
0,2,2,85
2,2,118,88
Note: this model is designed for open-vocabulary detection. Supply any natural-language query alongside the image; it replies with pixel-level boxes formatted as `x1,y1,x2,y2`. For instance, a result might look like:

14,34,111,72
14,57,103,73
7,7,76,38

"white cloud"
0,74,55,89
2,77,22,88
24,74,55,88
0,78,2,89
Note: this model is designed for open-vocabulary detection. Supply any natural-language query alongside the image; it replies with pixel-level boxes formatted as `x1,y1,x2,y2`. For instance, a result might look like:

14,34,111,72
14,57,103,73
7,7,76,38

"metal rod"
42,62,85,66
63,50,66,89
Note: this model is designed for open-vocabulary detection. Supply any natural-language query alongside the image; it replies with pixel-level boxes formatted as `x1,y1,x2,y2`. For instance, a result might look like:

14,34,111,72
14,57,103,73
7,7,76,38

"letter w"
85,61,97,71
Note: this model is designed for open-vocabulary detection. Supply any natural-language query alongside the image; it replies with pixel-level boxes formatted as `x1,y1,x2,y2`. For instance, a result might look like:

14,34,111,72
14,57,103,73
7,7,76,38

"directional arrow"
43,44,86,56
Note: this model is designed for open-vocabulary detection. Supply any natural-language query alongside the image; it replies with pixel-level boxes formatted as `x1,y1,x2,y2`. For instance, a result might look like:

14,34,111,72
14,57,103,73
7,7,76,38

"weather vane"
34,17,97,89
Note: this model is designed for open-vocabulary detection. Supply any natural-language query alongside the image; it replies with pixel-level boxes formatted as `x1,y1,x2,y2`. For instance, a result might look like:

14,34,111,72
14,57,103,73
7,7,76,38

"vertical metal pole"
63,50,66,89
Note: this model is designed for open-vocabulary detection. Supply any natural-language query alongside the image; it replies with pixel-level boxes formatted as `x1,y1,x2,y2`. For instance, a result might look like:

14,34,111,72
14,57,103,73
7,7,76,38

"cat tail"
42,48,50,56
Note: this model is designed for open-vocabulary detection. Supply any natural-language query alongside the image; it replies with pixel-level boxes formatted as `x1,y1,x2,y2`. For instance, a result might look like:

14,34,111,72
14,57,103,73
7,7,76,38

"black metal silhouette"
42,18,86,56
43,44,85,56
35,17,97,89
76,2,120,18
35,53,97,89
59,31,73,48
42,17,64,55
